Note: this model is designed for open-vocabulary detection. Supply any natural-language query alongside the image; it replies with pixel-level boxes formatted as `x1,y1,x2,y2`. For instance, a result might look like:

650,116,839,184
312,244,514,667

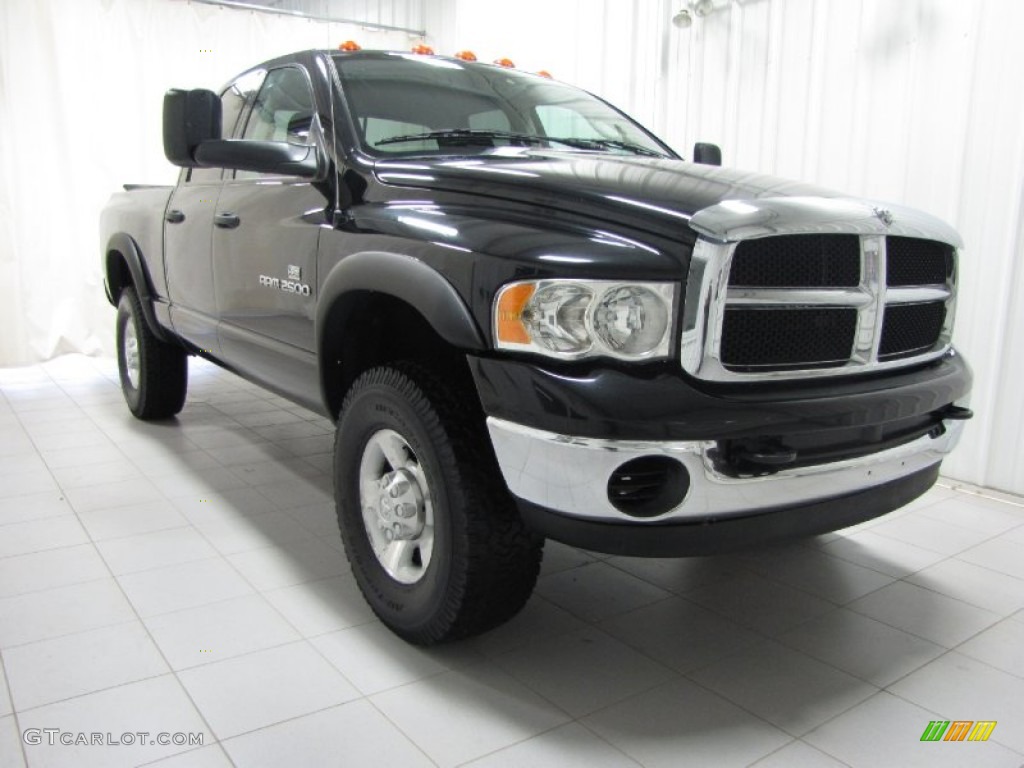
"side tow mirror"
693,142,722,166
163,88,221,167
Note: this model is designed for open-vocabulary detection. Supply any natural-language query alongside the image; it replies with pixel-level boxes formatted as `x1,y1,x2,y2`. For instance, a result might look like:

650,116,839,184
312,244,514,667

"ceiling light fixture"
672,9,693,28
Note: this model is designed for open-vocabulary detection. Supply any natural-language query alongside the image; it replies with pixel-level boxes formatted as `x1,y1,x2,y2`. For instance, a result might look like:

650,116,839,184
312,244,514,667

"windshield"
331,53,675,159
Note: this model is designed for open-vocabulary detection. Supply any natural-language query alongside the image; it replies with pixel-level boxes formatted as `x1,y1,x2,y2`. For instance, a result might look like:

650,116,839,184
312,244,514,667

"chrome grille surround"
682,197,962,382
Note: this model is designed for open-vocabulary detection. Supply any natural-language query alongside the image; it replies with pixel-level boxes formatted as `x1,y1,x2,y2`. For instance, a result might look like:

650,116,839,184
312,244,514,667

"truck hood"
373,151,837,238
373,150,962,246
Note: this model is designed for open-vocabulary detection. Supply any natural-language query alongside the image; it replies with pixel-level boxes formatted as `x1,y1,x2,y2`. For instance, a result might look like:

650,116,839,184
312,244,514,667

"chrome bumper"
486,417,965,522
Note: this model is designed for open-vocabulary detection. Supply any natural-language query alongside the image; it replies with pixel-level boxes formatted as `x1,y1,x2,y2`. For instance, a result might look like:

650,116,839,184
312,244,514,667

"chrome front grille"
681,227,958,382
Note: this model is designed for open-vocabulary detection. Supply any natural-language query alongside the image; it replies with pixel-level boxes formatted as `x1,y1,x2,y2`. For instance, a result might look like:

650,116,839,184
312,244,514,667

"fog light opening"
607,456,690,518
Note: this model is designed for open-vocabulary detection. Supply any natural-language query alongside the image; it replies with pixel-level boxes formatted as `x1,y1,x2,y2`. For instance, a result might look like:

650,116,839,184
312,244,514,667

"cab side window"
241,67,315,144
222,70,265,138
232,67,315,180
187,70,264,183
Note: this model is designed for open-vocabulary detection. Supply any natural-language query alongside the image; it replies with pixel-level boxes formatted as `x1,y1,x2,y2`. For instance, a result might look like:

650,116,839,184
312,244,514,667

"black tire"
115,287,188,420
334,362,543,645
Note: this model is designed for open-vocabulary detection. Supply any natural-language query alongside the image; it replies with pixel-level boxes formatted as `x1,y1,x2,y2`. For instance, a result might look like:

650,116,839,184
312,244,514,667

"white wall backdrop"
247,0,425,33
425,0,1024,494
1,0,1021,494
0,0,418,363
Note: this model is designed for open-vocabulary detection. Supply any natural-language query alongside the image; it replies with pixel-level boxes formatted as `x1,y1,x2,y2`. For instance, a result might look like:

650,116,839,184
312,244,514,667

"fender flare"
316,251,486,407
316,251,485,351
104,233,174,343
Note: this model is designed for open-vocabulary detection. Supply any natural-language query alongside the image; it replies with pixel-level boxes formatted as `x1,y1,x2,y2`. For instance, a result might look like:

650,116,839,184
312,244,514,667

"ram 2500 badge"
100,49,972,644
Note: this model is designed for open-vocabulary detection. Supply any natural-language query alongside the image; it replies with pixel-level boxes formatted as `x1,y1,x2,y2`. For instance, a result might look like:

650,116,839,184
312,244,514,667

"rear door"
211,64,326,409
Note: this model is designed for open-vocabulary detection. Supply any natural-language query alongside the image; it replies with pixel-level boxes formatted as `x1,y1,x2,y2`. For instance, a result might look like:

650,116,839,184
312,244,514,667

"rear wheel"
335,362,543,645
116,287,188,420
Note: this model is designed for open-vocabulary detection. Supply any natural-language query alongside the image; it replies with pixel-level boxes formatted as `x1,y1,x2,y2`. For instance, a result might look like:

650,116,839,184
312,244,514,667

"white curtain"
0,0,413,364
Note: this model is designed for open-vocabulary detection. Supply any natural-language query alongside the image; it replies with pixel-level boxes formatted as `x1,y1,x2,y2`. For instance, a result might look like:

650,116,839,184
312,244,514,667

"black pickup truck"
100,49,972,644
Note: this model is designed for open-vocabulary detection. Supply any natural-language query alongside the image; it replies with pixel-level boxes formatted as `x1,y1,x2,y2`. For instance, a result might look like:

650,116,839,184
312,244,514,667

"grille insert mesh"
729,235,861,288
879,302,946,360
887,237,953,286
721,308,857,370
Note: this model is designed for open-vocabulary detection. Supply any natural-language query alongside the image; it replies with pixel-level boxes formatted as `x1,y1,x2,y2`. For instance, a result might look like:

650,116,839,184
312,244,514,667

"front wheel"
116,287,188,420
334,363,543,645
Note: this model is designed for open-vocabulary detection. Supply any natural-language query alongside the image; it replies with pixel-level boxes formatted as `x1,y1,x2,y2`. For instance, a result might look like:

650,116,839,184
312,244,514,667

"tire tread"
117,287,188,420
336,361,543,644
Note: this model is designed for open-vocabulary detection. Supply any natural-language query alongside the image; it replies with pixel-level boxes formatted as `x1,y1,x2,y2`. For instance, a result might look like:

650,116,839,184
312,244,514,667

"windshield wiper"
375,129,548,147
544,137,665,157
376,129,665,157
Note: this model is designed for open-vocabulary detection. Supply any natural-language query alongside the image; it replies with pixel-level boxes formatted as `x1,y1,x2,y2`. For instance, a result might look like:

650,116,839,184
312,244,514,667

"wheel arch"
316,251,486,418
104,233,174,343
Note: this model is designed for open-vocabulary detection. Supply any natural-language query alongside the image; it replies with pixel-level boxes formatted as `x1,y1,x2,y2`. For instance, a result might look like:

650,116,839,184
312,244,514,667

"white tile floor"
1,354,1023,767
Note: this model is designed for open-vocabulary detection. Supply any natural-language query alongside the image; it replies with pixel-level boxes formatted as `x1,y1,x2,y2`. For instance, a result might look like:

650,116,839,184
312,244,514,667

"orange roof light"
537,70,553,79
338,40,361,51
411,44,435,55
494,57,516,68
454,50,477,61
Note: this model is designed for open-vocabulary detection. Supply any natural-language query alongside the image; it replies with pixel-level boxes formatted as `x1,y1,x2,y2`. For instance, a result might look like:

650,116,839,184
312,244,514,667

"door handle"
214,212,240,229
165,209,185,224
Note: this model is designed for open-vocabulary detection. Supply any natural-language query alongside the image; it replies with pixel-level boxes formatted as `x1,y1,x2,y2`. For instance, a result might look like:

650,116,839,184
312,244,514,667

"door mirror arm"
194,139,321,179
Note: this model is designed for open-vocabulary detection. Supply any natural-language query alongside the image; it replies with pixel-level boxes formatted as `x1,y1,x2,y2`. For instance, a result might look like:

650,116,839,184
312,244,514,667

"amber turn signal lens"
495,283,535,345
411,44,435,55
338,40,361,51
454,50,477,61
494,57,515,68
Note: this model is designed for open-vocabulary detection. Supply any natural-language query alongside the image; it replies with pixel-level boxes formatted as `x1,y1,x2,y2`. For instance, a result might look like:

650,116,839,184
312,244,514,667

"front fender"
316,250,485,351
316,250,486,414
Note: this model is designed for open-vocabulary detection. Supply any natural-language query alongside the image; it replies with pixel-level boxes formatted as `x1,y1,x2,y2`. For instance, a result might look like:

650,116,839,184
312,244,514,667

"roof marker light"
494,57,516,68
454,50,477,61
537,70,553,78
338,40,361,51
411,44,435,55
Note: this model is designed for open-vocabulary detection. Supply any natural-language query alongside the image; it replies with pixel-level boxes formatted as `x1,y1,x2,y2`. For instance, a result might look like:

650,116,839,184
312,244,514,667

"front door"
211,65,327,410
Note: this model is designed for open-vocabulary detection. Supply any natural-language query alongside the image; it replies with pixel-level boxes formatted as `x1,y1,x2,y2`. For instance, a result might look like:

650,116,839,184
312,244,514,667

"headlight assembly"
494,279,676,360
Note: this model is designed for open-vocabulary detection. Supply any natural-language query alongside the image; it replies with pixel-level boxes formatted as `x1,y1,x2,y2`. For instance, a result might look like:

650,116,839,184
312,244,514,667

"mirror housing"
163,88,221,167
194,140,320,178
164,87,321,178
693,142,722,166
